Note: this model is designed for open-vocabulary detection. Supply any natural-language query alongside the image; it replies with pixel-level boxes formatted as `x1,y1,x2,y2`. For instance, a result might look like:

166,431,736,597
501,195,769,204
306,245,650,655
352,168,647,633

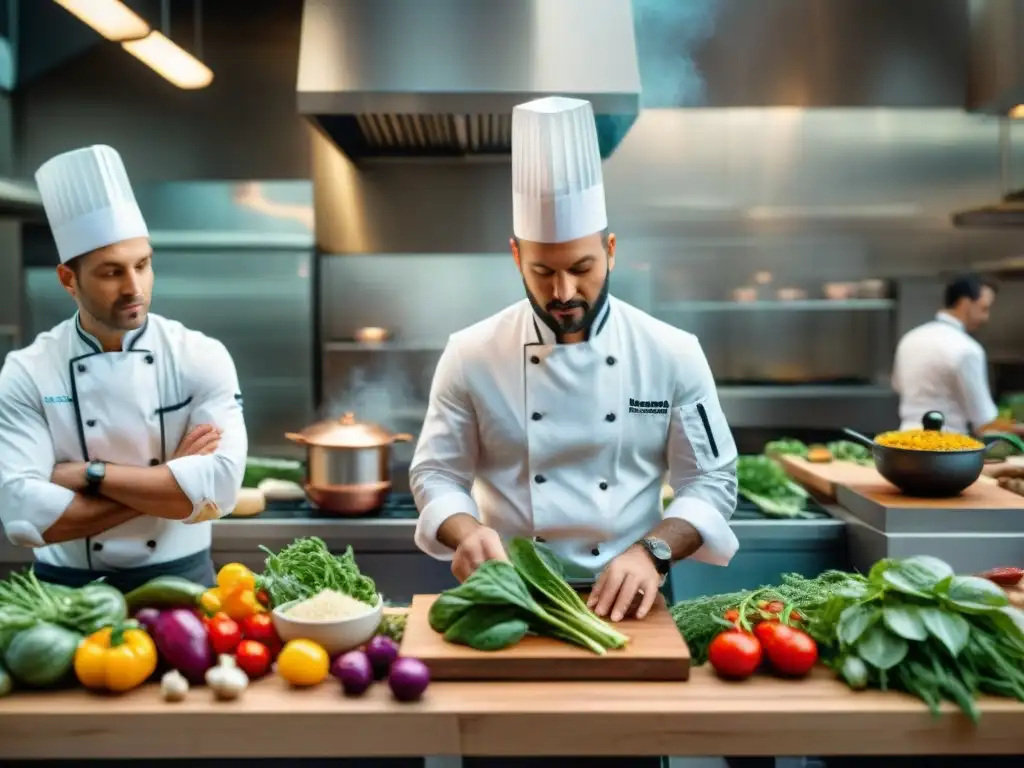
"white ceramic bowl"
271,594,383,656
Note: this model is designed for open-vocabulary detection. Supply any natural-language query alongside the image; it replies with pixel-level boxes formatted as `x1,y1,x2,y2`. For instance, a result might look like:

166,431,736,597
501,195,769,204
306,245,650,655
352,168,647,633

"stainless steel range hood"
955,0,1024,229
0,177,42,219
296,0,641,161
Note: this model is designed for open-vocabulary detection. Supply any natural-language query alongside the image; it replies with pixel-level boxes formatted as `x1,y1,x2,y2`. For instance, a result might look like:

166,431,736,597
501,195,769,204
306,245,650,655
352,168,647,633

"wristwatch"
84,461,106,496
638,536,673,577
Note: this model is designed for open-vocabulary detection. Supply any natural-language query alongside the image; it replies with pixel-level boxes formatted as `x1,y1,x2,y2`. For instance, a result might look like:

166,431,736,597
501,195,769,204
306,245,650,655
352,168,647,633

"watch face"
647,538,671,560
86,462,105,482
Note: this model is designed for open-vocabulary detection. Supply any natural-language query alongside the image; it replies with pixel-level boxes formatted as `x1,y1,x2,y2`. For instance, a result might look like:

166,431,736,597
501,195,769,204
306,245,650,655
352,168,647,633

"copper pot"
285,412,414,515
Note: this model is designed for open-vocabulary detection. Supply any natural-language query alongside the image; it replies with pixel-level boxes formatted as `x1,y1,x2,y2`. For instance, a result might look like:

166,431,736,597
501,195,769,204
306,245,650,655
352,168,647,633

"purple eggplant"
133,608,161,636
151,608,213,684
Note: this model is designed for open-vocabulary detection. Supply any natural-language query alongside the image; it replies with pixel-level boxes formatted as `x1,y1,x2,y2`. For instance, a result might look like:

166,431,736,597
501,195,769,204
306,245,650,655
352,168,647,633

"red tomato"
235,640,272,678
256,589,271,607
723,608,740,623
763,600,785,614
242,613,278,644
708,630,762,680
754,619,784,651
763,625,818,677
207,614,243,655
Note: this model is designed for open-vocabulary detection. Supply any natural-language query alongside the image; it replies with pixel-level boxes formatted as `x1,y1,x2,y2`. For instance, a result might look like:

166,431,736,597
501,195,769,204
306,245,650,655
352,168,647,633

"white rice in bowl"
283,589,376,621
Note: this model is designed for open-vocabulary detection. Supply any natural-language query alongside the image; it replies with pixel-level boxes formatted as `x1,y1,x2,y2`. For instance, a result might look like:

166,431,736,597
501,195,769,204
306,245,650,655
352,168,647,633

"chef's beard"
526,272,610,340
79,291,149,332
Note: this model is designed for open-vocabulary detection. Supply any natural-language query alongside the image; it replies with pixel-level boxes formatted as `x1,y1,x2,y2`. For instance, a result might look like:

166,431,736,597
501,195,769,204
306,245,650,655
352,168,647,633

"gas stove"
222,492,419,521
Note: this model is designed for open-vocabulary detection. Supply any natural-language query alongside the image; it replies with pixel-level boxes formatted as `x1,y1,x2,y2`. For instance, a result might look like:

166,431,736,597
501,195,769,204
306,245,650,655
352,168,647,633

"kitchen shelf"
322,341,445,353
656,299,895,313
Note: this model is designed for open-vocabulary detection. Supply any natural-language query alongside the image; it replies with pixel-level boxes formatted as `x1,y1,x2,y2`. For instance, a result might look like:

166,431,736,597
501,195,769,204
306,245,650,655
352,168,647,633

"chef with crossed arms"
411,96,739,622
0,145,247,592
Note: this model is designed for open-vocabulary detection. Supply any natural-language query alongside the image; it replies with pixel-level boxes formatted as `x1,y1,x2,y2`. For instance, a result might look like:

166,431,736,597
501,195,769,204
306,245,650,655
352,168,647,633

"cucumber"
125,576,207,612
3,622,81,688
0,660,12,697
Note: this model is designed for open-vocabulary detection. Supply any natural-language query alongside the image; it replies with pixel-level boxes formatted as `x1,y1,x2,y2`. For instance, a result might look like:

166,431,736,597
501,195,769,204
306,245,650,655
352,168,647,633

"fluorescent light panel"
54,0,150,41
122,31,214,90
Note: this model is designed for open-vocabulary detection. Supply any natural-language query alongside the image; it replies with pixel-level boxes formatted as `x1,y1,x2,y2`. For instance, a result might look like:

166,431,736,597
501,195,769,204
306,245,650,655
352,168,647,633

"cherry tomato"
242,613,278,644
235,640,272,678
708,630,762,680
754,619,784,651
207,613,243,655
256,589,271,607
723,608,740,623
763,600,785,614
763,624,818,678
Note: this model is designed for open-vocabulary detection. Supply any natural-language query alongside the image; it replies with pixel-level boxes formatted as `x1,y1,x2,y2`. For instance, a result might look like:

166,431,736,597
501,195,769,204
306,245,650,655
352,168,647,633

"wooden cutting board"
843,478,1022,509
777,455,884,500
399,593,690,681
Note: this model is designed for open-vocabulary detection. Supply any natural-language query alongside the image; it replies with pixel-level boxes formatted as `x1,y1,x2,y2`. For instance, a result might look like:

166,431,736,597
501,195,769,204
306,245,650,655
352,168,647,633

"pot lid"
294,412,396,448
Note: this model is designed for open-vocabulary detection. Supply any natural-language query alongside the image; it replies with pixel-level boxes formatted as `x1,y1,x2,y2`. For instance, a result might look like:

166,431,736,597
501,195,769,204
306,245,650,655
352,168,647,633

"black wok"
843,411,1021,498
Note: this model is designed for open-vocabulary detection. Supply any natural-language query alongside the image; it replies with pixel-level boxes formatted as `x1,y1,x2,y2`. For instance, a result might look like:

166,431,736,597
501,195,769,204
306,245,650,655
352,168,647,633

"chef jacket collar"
73,311,150,355
934,311,966,333
530,297,613,351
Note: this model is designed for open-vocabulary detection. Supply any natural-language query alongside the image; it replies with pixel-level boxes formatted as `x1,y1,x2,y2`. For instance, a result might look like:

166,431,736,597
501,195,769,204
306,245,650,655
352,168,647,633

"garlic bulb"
205,654,249,700
160,670,190,702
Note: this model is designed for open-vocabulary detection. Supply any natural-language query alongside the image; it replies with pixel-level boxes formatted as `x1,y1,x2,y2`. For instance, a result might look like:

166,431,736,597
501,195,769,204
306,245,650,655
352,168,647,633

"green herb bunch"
257,537,378,607
806,555,1024,722
736,455,815,519
429,538,629,655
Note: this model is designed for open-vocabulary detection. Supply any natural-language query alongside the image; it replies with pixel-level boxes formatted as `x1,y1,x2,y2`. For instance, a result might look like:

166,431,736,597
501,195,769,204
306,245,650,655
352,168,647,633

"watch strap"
640,537,672,576
84,461,106,495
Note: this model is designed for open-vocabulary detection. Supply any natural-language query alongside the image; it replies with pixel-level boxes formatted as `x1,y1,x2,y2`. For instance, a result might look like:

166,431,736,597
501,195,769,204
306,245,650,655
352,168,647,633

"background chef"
0,145,247,592
892,273,1024,437
411,96,739,623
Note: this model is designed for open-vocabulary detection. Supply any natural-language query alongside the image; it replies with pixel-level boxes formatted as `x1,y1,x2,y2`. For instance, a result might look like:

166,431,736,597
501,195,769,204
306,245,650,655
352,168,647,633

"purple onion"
365,635,400,680
388,657,430,702
151,608,213,684
332,650,374,696
133,607,161,635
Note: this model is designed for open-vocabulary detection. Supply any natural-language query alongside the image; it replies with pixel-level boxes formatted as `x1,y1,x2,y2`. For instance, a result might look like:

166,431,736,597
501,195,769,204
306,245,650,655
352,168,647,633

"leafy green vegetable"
764,438,808,458
428,539,629,655
826,440,872,465
806,555,1024,723
736,455,815,519
3,622,81,688
257,537,377,607
0,568,125,637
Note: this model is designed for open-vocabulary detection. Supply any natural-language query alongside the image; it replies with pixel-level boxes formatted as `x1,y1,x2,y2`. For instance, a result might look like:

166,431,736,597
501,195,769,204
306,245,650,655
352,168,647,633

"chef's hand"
451,524,508,583
588,544,660,622
172,424,222,459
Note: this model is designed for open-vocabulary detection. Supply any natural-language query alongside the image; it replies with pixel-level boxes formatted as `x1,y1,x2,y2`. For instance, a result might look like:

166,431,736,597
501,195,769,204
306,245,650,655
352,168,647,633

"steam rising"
633,0,721,107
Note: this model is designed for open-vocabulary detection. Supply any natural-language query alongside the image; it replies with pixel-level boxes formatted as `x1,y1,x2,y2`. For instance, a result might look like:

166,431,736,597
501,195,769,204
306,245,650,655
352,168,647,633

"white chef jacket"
0,312,248,569
411,297,740,575
892,312,999,434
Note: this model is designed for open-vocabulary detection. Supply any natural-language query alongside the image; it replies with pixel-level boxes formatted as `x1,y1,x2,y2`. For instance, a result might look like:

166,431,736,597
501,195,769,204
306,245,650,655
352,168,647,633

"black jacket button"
531,412,542,421
86,419,96,428
145,354,154,364
146,539,157,549
599,481,609,490
534,474,546,484
606,356,616,366
605,413,616,422
149,458,160,466
92,542,103,552
591,547,600,556
530,355,540,364
77,364,86,373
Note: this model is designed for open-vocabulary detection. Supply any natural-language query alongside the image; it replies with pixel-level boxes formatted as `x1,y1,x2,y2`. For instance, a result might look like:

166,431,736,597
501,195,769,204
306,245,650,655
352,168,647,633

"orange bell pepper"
74,622,158,692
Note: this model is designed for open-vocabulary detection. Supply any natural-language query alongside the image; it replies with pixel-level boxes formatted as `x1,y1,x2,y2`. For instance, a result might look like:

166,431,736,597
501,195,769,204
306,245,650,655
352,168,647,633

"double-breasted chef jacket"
0,312,248,571
411,296,740,577
892,312,1000,435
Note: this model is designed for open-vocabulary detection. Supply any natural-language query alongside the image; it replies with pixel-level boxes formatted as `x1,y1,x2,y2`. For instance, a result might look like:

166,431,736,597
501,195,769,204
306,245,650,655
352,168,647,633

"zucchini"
0,660,11,697
125,576,206,612
3,622,81,688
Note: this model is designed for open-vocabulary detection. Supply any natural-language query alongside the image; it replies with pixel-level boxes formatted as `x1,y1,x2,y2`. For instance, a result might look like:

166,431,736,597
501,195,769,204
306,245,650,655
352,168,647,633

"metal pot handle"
842,427,875,449
284,432,308,444
391,433,414,443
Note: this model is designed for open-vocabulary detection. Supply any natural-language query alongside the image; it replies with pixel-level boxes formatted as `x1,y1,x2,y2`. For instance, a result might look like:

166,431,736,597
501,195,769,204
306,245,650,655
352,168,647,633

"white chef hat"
512,96,607,244
34,145,149,264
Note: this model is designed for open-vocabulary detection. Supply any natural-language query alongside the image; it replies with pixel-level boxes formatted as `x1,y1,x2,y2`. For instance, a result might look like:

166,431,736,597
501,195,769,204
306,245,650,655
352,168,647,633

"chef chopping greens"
0,145,247,592
411,97,739,622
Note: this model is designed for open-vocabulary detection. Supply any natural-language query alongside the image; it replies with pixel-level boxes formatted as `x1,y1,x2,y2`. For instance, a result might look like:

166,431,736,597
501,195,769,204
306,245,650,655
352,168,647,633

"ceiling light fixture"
122,31,213,90
53,0,150,41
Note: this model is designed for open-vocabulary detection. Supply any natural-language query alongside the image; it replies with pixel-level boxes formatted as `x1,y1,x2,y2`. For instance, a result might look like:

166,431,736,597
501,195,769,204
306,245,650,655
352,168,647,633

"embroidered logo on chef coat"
628,398,669,415
43,395,74,404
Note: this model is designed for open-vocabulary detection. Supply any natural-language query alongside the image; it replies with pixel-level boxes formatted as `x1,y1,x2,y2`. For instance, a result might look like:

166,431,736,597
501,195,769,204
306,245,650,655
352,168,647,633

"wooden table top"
1,666,1023,758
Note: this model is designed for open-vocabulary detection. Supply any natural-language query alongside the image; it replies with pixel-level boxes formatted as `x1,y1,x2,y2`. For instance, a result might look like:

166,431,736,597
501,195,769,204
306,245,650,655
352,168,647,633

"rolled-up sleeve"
665,339,739,566
410,338,480,560
957,347,999,431
0,358,75,547
165,337,248,523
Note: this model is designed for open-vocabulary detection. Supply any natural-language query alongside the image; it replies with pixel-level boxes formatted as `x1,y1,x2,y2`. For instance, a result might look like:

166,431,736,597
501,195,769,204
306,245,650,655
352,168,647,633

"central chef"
0,145,247,592
411,97,739,623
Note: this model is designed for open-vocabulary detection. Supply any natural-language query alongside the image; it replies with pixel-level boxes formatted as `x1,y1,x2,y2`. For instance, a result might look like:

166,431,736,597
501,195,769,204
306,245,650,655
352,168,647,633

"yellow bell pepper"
220,586,262,620
217,562,255,593
199,588,223,616
74,623,158,693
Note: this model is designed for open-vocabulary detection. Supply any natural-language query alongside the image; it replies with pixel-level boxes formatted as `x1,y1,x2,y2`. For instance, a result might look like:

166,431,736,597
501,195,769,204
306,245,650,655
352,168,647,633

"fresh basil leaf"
946,575,1010,608
857,625,909,670
990,606,1024,647
882,604,927,641
837,604,878,647
881,570,934,600
899,556,955,584
919,606,970,657
834,580,871,600
868,558,896,586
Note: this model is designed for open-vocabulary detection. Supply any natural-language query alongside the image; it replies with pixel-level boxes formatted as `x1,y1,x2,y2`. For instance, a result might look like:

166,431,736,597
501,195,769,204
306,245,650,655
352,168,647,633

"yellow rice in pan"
874,429,983,452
